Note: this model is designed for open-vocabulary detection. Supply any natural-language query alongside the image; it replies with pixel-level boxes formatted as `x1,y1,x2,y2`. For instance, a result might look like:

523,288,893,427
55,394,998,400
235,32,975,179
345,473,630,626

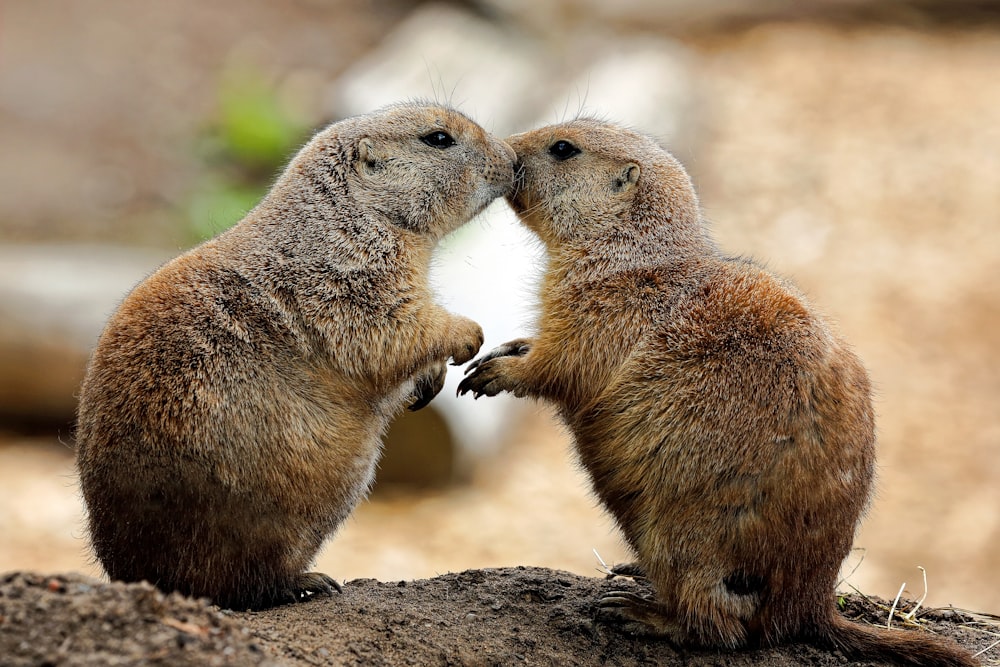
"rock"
326,2,554,138
477,0,992,35
377,405,459,489
526,36,702,167
0,244,169,425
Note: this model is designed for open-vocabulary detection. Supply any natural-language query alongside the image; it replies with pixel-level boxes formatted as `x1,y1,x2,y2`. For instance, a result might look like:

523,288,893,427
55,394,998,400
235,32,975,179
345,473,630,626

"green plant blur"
187,65,311,242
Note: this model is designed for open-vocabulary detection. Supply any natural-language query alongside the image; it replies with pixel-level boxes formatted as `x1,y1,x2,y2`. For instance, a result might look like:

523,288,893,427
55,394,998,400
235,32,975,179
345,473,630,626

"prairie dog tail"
817,611,978,667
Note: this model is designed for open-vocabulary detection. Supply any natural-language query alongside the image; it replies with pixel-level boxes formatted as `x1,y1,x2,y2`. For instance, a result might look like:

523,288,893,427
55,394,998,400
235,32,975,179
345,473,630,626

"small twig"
951,608,1000,625
903,566,927,621
837,547,867,589
161,617,209,637
972,638,1000,659
593,548,614,576
845,582,871,599
887,582,906,630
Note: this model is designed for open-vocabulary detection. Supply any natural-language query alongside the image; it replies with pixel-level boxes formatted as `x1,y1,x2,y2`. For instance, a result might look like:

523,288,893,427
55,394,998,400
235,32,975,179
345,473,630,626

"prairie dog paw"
456,355,520,399
449,317,484,366
463,338,532,375
408,361,447,411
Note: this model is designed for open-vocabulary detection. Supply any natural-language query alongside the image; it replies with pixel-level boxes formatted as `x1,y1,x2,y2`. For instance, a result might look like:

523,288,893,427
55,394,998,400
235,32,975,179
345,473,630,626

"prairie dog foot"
256,572,342,609
289,572,342,603
597,590,682,640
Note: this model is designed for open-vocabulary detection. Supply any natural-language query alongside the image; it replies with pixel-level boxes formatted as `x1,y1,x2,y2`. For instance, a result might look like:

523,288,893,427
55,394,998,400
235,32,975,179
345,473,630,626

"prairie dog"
76,102,515,610
458,119,976,667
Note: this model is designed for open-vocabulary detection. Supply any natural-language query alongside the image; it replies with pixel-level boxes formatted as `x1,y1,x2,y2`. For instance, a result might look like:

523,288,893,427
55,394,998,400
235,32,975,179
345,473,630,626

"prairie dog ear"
356,137,382,174
614,163,640,191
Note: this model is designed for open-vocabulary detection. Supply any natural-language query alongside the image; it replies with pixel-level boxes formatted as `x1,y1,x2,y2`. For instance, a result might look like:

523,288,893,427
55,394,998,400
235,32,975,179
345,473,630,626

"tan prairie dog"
76,102,515,610
458,119,976,667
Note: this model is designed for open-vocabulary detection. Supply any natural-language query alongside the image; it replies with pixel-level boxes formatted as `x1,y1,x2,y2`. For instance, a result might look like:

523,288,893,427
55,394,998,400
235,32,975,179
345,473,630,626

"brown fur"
458,119,976,666
76,102,515,610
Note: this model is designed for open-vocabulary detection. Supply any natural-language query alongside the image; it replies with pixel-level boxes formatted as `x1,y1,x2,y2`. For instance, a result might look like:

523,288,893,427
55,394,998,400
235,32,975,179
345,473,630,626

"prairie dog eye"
421,131,456,148
549,140,580,161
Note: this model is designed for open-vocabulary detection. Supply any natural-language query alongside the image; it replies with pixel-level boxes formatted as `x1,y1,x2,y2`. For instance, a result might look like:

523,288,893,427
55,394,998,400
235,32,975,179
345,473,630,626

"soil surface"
2,568,995,667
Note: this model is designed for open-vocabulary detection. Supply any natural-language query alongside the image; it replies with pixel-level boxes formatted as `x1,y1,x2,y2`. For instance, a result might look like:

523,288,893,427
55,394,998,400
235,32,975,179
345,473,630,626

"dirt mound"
1,567,993,666
0,571,274,666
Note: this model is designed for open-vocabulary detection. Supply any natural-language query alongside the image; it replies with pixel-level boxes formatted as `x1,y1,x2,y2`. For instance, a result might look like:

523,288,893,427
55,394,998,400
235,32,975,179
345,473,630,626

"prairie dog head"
293,102,515,239
505,119,704,253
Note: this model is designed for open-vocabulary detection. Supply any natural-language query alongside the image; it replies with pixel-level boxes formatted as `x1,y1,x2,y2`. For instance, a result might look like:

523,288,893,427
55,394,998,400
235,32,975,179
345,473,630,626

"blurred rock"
377,406,458,489
327,2,553,137
528,37,703,167
0,244,169,425
478,0,857,33
476,0,1000,34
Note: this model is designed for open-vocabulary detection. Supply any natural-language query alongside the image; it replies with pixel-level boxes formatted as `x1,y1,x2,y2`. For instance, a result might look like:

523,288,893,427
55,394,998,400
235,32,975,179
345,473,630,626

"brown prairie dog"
458,119,976,667
76,102,515,610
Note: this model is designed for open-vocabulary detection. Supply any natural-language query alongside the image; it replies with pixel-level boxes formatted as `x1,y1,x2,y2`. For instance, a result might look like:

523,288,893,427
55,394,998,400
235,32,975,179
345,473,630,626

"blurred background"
1,0,998,614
